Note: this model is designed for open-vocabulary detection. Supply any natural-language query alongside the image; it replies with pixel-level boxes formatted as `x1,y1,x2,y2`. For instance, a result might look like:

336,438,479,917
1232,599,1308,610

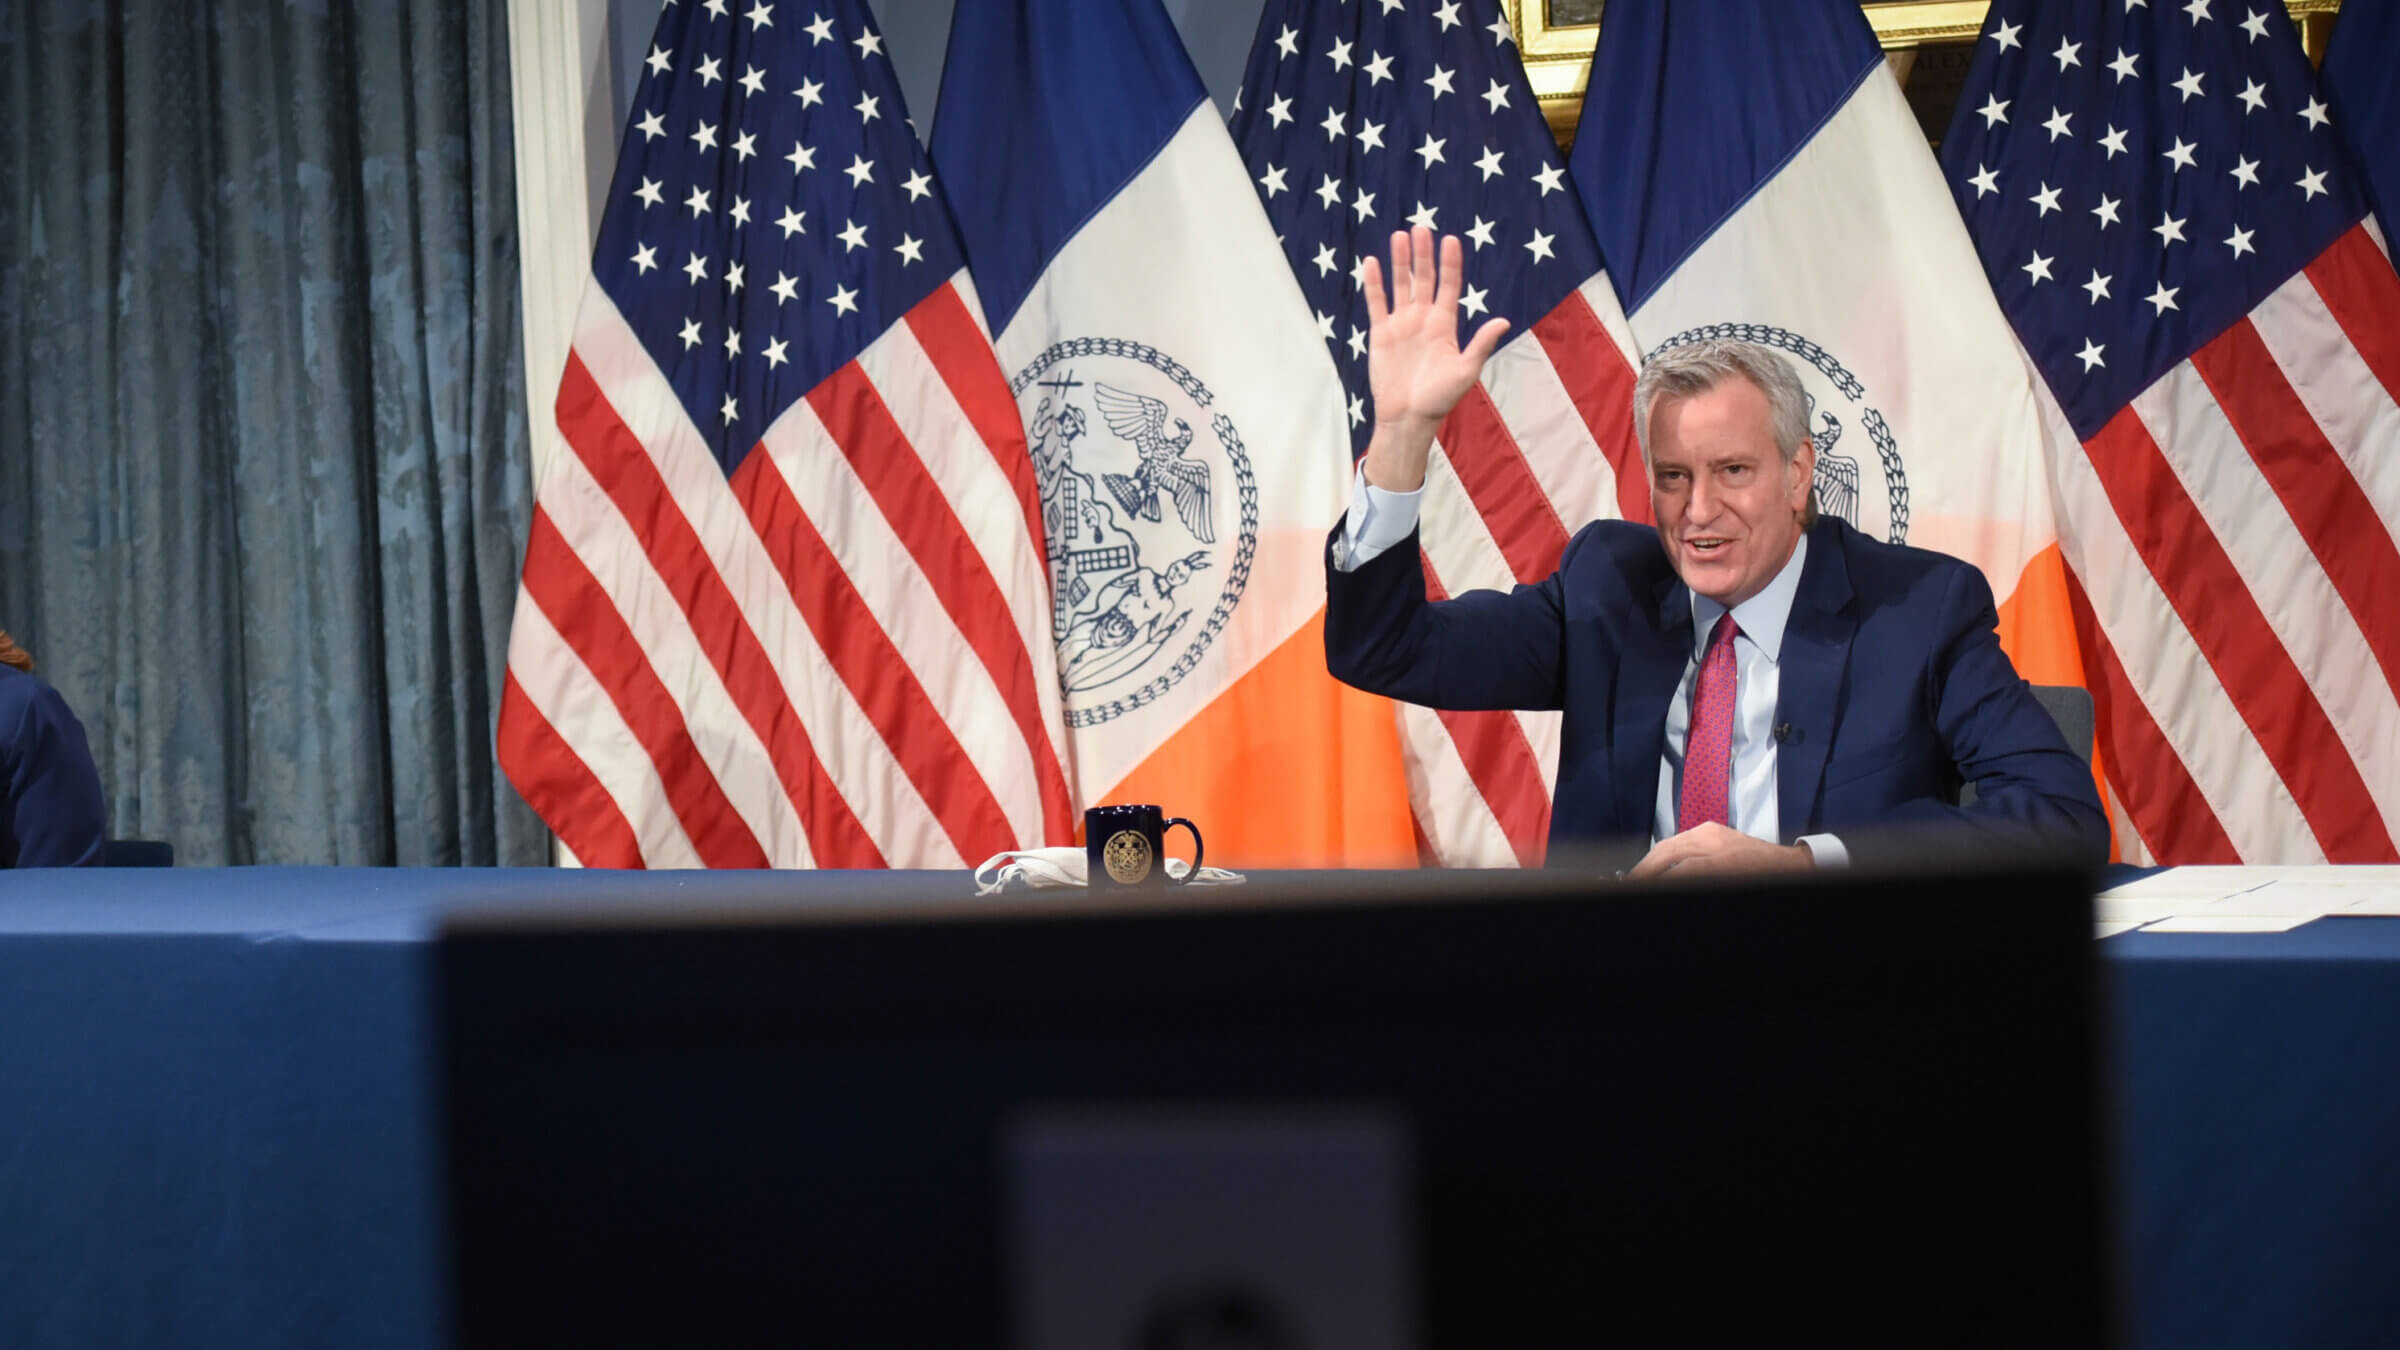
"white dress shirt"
1337,469,1847,863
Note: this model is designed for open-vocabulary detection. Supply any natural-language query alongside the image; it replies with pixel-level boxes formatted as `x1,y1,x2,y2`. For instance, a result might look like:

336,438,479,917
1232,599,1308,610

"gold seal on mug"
1084,804,1204,889
1101,829,1154,884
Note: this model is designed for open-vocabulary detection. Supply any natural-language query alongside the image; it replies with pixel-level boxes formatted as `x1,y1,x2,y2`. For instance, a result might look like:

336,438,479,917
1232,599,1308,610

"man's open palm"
1363,226,1512,433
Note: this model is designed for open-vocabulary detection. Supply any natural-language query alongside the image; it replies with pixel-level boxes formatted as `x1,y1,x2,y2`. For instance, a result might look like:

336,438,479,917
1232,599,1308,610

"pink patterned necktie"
1677,614,1741,833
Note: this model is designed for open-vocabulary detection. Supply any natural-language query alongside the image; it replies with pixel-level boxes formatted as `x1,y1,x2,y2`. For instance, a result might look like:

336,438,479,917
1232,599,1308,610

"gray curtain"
0,1,545,864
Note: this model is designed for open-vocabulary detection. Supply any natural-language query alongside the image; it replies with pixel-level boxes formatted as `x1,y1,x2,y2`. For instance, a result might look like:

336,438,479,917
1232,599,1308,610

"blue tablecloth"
2107,919,2400,1350
0,867,2394,1349
0,867,953,1350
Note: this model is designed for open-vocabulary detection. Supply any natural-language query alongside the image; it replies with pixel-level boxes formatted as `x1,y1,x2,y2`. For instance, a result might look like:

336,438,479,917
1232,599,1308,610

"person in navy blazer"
1325,228,2108,875
1,629,108,869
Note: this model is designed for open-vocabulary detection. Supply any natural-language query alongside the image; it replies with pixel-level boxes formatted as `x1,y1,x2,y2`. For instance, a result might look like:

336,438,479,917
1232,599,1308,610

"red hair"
0,629,33,673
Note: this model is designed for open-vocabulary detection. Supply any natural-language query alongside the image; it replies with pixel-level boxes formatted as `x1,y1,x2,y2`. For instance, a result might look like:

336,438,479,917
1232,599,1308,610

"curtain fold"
0,0,543,864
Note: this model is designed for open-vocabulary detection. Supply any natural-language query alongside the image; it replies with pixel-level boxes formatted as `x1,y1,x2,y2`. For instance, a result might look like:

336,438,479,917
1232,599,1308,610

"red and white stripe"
2054,222,2400,864
499,273,1077,868
1404,272,1645,866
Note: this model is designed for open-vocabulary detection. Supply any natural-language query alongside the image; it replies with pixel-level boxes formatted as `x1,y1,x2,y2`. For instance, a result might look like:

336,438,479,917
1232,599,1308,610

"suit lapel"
1613,571,1692,839
1774,525,1856,839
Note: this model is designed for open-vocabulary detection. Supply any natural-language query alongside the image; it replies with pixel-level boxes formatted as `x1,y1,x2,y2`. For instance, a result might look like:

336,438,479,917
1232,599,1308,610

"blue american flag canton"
590,0,966,473
1940,0,2369,439
1228,0,1604,455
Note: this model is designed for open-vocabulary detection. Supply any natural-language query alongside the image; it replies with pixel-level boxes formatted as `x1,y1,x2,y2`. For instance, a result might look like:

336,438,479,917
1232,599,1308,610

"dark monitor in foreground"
436,864,2110,1348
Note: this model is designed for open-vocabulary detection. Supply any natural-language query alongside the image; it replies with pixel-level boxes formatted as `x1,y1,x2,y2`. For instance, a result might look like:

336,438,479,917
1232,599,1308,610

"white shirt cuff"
1336,464,1426,572
1797,833,1849,868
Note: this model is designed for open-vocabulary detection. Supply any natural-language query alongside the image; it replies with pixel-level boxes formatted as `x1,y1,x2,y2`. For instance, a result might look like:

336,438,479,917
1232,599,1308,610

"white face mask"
972,846,1244,896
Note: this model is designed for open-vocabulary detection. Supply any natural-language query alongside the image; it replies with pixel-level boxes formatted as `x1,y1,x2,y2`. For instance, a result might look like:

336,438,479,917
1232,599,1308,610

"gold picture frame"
1513,0,2346,143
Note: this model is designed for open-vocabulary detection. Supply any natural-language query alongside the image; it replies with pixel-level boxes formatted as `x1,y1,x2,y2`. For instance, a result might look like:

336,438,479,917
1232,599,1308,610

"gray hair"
1631,339,1812,467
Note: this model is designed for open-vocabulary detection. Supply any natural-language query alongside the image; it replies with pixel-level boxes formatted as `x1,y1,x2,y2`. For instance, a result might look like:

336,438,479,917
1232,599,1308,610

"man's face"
1645,377,1815,609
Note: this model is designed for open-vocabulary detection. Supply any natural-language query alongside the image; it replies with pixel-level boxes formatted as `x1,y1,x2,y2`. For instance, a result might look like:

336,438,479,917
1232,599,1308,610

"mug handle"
1163,817,1204,883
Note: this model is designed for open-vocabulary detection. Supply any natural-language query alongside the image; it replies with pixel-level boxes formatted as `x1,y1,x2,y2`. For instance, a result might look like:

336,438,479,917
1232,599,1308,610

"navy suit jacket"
1325,516,2109,867
1,666,108,869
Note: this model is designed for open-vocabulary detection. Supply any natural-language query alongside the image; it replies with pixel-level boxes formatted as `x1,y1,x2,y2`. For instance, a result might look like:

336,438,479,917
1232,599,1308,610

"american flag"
1944,0,2400,862
1229,0,1643,867
497,0,1075,868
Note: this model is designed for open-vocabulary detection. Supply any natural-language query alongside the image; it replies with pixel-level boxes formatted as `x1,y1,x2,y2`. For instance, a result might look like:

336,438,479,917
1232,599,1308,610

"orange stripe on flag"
1096,608,1417,868
1993,545,2087,692
1996,544,2113,861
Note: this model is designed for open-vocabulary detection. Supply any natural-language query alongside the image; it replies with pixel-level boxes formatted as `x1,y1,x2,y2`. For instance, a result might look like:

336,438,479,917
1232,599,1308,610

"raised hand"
1359,226,1512,492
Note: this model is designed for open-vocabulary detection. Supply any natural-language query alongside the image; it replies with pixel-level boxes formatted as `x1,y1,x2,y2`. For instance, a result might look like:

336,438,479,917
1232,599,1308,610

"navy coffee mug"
1086,804,1203,887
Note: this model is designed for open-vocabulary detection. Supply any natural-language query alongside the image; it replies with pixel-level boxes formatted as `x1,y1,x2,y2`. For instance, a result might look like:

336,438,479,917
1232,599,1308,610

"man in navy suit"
1325,228,2108,875
1,631,107,869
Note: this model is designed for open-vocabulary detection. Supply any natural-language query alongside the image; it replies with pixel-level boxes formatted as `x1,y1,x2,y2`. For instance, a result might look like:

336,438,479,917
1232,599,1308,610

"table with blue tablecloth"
0,866,2394,1349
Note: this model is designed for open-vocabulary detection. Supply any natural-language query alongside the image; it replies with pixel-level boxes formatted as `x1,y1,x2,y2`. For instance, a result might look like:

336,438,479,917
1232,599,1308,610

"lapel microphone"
1774,723,1799,744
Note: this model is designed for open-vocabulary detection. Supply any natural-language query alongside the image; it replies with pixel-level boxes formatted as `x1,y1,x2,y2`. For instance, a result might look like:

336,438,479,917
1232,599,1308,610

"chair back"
101,839,175,867
1959,684,2094,807
2030,684,2096,761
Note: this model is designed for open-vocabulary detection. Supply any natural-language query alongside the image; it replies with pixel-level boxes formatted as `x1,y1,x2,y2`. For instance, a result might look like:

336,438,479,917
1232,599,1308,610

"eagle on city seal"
1012,338,1258,729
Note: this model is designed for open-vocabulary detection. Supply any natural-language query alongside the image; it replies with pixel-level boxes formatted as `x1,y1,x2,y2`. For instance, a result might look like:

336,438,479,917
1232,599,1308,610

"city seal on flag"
1650,324,1911,546
1013,338,1259,728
